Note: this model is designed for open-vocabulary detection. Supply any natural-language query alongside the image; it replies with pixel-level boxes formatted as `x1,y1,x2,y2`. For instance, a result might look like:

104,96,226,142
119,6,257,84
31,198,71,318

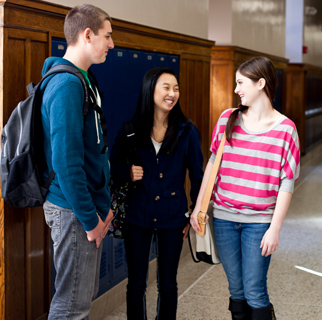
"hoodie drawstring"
92,87,102,144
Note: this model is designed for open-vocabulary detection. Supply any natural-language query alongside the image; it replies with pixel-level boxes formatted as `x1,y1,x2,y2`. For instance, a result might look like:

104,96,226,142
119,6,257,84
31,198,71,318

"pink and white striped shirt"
210,109,300,223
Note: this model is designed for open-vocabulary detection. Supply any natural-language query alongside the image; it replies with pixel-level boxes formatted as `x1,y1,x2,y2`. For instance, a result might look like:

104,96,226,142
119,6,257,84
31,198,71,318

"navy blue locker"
97,237,126,296
169,55,180,77
143,52,157,70
156,54,169,68
109,48,132,145
127,50,153,112
51,38,67,57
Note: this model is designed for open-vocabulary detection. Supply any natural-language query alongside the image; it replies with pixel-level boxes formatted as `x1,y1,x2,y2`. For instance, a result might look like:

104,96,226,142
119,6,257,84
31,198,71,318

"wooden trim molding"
2,0,213,56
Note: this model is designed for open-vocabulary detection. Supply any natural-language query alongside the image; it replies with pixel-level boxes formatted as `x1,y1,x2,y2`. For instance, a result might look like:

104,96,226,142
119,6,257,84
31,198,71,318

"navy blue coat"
110,121,204,229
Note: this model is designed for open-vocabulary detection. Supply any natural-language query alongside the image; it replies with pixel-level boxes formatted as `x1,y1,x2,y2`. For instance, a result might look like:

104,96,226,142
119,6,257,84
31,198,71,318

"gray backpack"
0,64,106,208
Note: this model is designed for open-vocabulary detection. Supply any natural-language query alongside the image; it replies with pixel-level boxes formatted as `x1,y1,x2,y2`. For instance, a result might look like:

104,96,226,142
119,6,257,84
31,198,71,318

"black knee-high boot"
250,303,276,320
229,298,250,320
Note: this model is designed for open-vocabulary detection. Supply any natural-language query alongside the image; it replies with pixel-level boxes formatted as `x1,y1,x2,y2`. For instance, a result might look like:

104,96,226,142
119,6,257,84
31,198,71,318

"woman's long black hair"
132,67,188,154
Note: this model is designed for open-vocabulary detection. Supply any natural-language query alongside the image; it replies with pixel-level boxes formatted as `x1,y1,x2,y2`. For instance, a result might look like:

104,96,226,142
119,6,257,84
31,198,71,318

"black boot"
270,304,276,320
229,298,250,320
250,303,276,320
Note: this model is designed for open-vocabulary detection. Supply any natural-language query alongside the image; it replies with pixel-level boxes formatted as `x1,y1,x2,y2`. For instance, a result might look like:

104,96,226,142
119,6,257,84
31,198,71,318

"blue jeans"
214,218,271,309
44,201,103,320
124,223,184,320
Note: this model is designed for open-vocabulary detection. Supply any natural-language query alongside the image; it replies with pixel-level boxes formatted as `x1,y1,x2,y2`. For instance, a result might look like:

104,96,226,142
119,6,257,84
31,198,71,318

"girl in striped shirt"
191,56,300,320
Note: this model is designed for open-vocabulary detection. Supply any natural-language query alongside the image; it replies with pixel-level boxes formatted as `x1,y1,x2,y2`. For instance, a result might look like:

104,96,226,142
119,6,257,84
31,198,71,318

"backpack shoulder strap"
39,64,108,152
39,64,92,121
38,64,108,188
88,68,104,100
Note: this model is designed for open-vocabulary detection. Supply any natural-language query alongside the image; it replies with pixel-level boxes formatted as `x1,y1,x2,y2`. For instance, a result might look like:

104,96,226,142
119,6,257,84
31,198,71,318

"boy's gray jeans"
43,200,102,320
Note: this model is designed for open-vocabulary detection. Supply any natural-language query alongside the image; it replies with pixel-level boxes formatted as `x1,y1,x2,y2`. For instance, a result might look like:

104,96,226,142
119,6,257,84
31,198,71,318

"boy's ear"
83,28,92,43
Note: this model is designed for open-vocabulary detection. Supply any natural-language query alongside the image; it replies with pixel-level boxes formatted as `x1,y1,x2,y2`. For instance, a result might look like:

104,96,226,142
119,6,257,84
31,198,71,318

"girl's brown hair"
226,56,278,143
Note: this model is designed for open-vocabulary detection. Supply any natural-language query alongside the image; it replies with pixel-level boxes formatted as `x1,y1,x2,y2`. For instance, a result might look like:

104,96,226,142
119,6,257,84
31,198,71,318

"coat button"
159,173,163,178
155,196,160,201
171,192,176,196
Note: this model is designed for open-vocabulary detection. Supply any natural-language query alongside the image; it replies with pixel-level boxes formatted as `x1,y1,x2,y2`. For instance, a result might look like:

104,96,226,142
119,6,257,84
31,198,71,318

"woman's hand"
182,223,190,240
190,208,201,233
104,209,114,233
260,226,280,257
260,191,292,257
130,165,144,181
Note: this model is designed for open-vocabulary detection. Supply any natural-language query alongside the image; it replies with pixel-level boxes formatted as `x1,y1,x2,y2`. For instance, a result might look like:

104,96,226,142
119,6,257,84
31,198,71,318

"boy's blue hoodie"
40,57,110,231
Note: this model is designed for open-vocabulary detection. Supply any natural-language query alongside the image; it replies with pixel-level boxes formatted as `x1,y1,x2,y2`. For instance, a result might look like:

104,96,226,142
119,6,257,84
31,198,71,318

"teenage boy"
41,4,114,319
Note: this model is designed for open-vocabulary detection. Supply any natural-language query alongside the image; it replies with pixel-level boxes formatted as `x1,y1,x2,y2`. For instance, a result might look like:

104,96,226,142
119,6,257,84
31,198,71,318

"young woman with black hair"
190,57,300,320
110,67,204,320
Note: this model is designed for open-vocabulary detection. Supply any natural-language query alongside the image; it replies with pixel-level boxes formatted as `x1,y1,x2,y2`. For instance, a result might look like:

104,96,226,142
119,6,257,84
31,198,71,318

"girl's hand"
260,227,280,257
104,209,114,234
130,165,144,181
190,208,201,233
182,223,190,240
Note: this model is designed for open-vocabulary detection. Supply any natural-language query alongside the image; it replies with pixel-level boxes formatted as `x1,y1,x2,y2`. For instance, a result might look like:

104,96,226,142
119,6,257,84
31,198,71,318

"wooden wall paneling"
2,25,50,320
179,58,187,115
25,207,50,320
4,2,65,34
201,60,211,159
3,26,29,319
4,204,27,319
180,55,211,208
4,28,47,121
0,199,4,320
286,63,322,154
0,4,5,317
5,36,26,122
3,0,69,15
180,55,211,160
194,60,202,127
285,64,306,154
112,20,212,58
187,59,197,123
0,24,3,133
210,60,235,133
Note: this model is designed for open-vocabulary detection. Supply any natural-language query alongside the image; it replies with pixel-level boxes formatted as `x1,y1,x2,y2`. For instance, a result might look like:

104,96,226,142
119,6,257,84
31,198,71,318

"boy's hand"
86,214,106,248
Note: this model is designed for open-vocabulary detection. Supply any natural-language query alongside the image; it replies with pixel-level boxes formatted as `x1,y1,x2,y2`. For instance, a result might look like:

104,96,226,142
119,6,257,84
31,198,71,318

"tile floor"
103,143,322,320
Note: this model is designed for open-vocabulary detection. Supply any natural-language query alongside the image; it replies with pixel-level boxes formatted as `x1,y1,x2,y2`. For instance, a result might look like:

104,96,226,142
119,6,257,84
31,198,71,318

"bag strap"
88,68,105,101
196,131,226,235
200,131,226,216
198,108,237,227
